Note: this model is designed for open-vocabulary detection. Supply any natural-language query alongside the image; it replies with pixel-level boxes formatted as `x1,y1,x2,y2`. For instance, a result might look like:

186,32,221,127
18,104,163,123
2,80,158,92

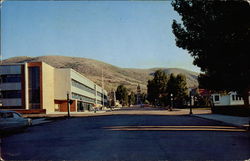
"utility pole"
137,84,141,107
67,92,70,118
0,0,3,65
189,89,193,115
113,89,116,106
102,69,104,109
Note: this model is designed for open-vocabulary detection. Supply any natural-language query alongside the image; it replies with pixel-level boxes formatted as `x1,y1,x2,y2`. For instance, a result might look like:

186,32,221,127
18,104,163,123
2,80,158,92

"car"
0,110,32,132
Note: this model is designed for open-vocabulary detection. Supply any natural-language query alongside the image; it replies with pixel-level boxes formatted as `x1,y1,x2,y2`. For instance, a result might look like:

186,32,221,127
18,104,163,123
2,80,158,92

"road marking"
107,128,246,132
104,126,239,129
103,126,247,132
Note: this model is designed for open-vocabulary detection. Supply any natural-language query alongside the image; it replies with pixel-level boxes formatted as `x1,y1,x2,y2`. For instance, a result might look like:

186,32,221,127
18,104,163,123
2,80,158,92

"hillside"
2,56,199,92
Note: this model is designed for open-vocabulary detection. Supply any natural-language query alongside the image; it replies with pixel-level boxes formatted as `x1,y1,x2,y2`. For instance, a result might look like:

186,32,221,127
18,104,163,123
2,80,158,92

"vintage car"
0,110,32,132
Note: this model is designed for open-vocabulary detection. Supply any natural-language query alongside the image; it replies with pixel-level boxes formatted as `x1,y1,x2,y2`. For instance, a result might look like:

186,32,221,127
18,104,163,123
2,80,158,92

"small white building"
211,91,249,106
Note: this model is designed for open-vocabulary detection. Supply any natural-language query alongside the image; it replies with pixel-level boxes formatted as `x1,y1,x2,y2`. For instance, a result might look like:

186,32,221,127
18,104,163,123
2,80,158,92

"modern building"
0,62,108,114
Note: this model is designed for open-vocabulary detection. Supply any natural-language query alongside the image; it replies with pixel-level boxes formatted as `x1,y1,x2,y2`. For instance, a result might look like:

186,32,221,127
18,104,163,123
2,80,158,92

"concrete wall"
54,69,71,100
24,63,29,109
41,62,55,113
219,95,230,106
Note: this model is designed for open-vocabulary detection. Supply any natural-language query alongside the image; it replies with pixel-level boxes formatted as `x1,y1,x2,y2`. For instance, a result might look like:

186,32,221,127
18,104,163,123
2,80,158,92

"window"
236,95,242,101
97,92,107,99
71,79,95,94
1,90,21,98
0,112,13,118
232,95,235,101
0,74,21,83
214,95,220,102
72,92,95,103
28,67,40,109
97,100,102,104
97,92,102,97
13,113,21,118
6,112,14,118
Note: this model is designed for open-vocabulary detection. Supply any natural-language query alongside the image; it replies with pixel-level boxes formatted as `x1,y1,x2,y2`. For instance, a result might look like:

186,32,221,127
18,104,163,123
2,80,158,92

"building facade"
0,62,107,113
211,91,249,106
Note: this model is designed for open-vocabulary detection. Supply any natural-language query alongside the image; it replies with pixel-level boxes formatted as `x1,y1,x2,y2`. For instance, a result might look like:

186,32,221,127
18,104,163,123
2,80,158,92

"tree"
147,70,168,106
141,93,147,104
166,74,188,107
172,0,250,106
128,91,136,106
116,85,128,106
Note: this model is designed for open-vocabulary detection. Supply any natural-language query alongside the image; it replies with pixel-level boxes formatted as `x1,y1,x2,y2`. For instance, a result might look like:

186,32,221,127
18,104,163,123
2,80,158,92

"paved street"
1,114,250,160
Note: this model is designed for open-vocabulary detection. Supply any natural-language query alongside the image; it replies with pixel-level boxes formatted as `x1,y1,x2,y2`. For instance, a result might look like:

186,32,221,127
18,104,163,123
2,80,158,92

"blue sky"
1,1,200,72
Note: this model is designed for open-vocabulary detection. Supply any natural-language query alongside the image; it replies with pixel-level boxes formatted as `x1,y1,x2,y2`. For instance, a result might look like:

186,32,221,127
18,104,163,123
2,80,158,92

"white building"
211,91,249,106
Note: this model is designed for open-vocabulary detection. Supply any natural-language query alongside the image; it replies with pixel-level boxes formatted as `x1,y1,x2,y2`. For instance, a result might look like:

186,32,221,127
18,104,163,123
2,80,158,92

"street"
1,114,250,160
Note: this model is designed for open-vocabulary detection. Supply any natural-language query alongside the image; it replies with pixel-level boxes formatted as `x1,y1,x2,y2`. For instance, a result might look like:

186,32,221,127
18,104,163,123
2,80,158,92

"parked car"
0,110,32,132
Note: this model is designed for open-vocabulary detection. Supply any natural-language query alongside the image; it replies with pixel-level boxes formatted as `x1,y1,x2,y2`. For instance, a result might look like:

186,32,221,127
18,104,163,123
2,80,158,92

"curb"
191,114,250,131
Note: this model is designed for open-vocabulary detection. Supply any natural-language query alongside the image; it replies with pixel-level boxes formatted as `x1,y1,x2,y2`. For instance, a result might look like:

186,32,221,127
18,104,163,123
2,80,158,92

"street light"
190,95,193,115
170,93,173,111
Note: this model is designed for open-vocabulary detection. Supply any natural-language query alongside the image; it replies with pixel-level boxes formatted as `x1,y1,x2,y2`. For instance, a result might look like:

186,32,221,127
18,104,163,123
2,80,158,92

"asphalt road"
1,115,250,160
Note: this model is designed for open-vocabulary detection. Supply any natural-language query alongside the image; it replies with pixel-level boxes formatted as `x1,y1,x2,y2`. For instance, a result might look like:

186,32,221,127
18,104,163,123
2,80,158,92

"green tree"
166,74,188,107
128,91,136,106
141,93,147,104
116,85,128,106
172,0,250,106
147,70,168,106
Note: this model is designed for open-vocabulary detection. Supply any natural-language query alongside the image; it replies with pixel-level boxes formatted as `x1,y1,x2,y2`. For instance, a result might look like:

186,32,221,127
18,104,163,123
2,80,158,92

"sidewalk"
23,110,107,118
194,114,250,129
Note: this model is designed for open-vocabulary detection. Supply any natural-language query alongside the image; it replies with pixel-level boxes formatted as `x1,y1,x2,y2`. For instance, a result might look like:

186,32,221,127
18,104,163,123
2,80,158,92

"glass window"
6,112,14,118
0,74,21,83
232,95,235,101
214,95,220,101
13,113,21,118
28,67,40,109
97,92,102,97
71,92,95,103
1,90,21,98
71,79,95,94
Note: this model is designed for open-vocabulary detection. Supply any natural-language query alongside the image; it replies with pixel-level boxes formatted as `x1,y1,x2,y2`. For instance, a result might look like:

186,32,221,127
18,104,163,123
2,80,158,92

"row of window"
0,74,21,83
97,91,102,97
77,101,93,112
97,100,102,105
0,90,21,98
72,92,95,104
232,95,242,101
97,91,107,99
71,79,95,94
214,94,243,102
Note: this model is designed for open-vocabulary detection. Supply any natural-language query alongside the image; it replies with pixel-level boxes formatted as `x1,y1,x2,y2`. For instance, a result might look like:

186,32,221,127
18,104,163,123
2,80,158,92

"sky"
1,1,201,72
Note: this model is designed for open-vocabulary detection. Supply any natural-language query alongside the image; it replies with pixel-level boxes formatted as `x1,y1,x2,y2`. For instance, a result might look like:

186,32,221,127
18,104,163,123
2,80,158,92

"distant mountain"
2,56,199,92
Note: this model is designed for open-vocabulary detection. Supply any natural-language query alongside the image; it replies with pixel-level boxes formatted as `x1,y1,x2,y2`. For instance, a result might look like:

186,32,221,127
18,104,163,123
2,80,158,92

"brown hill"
2,56,199,92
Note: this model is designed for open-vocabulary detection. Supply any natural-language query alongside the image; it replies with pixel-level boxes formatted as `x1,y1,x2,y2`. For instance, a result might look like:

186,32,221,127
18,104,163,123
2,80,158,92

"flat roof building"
0,62,107,114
